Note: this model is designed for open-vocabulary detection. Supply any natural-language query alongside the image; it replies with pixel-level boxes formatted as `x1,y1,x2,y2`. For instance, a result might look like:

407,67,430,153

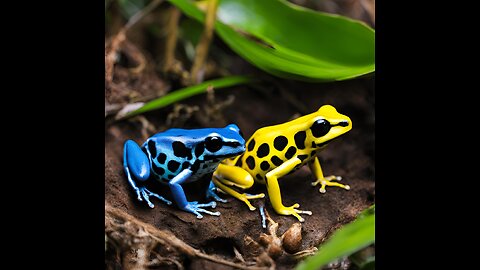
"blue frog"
123,124,247,218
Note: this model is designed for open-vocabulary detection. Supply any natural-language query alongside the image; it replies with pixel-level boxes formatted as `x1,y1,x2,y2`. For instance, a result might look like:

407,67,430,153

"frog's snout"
237,144,246,153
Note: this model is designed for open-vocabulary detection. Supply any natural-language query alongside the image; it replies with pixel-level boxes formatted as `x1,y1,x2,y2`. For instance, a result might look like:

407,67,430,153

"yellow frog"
211,105,352,222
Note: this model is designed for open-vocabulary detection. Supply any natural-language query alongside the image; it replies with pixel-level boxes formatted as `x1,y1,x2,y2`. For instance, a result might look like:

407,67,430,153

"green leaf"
296,208,375,270
124,75,253,118
169,0,375,82
358,204,375,218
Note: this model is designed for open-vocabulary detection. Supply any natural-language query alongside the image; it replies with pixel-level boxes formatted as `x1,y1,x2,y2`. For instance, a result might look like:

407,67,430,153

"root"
105,204,269,270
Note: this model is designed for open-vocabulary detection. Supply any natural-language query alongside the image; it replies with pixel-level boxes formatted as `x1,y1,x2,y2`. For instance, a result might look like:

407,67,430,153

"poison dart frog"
123,124,251,219
212,105,352,222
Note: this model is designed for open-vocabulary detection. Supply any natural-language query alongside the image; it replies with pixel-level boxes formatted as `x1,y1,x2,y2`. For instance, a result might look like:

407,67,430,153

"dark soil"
105,72,374,269
105,1,374,269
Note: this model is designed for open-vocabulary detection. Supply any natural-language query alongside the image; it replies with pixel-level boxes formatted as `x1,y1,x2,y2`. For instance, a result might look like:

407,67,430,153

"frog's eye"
311,119,331,138
205,136,223,152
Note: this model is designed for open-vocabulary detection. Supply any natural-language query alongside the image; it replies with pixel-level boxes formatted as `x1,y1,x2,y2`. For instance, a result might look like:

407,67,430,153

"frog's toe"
278,204,312,222
141,191,155,208
259,206,267,228
245,193,265,200
192,201,217,209
196,208,221,217
294,209,313,216
149,192,173,205
138,187,172,208
134,189,143,202
324,175,342,181
312,176,350,193
206,188,228,203
236,192,265,211
214,196,228,203
184,202,221,218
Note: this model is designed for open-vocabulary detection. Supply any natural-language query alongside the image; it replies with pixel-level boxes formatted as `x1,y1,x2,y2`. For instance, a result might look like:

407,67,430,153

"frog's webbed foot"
276,203,312,223
184,201,220,219
206,181,228,203
311,175,350,193
138,187,172,208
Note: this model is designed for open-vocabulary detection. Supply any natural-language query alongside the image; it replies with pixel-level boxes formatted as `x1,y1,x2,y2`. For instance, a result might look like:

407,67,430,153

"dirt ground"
105,72,374,268
105,1,375,269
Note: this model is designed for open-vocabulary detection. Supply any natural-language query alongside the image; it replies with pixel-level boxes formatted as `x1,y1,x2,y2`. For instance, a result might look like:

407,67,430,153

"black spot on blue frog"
123,124,246,219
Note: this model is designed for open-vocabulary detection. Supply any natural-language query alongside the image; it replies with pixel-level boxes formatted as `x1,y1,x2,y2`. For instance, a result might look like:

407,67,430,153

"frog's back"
149,128,229,146
234,114,327,184
143,126,246,184
141,129,197,184
234,125,292,184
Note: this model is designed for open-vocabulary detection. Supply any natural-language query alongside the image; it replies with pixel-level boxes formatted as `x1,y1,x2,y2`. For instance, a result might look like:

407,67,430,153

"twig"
150,250,184,269
189,0,219,84
106,0,164,83
234,246,247,263
163,6,182,73
106,204,268,270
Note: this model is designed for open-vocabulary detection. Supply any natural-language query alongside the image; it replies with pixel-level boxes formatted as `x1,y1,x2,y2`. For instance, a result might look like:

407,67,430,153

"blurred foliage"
169,0,375,82
118,0,147,18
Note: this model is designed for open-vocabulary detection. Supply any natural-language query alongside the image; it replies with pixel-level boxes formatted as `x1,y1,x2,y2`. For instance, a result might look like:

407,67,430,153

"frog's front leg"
209,163,265,211
123,140,172,208
168,169,220,219
308,156,350,193
265,158,312,222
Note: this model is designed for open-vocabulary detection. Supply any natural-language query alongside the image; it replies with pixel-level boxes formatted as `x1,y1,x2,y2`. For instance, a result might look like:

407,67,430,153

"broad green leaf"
169,0,375,82
296,207,375,270
125,75,252,118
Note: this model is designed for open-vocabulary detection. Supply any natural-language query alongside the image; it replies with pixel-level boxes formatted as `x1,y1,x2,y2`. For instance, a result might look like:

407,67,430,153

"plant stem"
189,0,219,85
163,6,182,73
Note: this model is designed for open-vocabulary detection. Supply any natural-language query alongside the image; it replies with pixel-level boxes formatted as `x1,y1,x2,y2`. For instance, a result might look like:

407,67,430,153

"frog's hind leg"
210,163,265,211
123,140,172,208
